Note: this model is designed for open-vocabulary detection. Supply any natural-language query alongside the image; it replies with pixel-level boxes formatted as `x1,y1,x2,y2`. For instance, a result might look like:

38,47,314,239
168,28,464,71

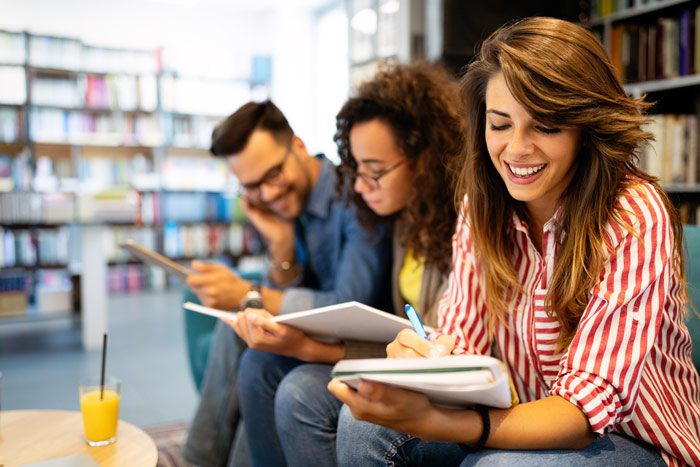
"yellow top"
398,247,425,311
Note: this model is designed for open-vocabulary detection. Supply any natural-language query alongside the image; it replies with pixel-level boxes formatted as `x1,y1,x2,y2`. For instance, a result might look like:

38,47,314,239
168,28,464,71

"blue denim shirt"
279,155,392,313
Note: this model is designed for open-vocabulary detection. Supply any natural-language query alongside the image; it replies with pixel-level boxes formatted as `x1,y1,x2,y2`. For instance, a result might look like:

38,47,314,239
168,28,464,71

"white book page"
272,301,433,343
183,302,238,323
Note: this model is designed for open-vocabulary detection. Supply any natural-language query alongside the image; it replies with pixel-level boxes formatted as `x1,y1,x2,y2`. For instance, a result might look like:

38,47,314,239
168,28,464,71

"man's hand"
242,200,295,248
386,329,456,358
186,261,250,310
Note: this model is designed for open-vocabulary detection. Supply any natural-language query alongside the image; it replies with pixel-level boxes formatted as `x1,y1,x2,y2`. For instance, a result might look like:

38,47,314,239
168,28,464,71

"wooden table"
0,410,158,467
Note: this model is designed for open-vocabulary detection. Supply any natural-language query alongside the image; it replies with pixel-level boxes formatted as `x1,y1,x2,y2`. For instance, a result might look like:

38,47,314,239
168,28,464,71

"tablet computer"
120,239,192,279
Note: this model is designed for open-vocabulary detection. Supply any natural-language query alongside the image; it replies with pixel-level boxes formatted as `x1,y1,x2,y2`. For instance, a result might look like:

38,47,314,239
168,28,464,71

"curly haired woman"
329,17,700,467
232,61,466,466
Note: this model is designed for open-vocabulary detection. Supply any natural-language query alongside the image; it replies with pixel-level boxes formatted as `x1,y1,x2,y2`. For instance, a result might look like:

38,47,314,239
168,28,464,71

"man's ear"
292,135,307,154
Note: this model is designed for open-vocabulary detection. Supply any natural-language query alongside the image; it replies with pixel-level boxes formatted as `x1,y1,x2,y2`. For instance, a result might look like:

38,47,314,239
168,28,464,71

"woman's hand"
386,329,456,358
226,308,310,359
328,379,443,440
225,308,345,363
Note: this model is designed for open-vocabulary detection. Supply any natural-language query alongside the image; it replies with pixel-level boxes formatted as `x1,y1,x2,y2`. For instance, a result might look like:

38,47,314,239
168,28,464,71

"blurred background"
1,0,698,458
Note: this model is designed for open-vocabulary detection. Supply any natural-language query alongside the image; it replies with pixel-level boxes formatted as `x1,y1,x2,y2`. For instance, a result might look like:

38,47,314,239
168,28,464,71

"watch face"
241,289,264,310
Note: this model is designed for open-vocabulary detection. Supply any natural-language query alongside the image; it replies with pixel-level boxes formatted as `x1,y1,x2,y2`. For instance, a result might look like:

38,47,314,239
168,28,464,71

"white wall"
311,4,349,161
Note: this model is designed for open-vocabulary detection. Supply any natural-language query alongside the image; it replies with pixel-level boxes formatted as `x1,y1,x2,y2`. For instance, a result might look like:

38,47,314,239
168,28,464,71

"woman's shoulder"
608,178,671,241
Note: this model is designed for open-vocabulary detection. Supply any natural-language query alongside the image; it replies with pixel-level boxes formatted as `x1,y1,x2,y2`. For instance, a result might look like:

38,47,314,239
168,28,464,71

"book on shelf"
642,113,699,185
679,202,700,225
35,268,72,315
331,354,519,409
76,189,139,223
107,263,166,294
0,66,27,105
0,268,28,316
0,154,13,191
0,107,23,143
29,35,81,70
606,6,700,83
0,31,26,65
161,221,243,259
106,225,157,262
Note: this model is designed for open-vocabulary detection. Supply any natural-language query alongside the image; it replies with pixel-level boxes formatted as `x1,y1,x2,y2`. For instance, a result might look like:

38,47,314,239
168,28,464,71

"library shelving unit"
588,0,700,224
0,30,268,349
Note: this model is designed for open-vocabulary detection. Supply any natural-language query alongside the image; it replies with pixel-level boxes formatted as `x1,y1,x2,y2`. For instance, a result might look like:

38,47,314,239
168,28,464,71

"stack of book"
608,7,700,83
642,113,698,185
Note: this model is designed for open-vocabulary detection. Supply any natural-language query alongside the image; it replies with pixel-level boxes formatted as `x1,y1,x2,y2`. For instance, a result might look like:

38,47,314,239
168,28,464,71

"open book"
183,301,433,343
332,355,518,408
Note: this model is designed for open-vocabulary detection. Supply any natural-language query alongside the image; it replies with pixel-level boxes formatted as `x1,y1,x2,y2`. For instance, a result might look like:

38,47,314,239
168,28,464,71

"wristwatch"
240,283,263,309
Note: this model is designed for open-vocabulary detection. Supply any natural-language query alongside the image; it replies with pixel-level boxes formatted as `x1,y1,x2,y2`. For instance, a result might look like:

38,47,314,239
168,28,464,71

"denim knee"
238,349,278,395
275,364,332,425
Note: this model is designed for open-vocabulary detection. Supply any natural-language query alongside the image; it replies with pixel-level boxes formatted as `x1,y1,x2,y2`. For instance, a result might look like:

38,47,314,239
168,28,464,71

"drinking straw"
100,333,107,400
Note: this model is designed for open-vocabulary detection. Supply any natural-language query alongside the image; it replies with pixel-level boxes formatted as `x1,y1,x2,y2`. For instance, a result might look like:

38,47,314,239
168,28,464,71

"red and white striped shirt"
438,181,700,466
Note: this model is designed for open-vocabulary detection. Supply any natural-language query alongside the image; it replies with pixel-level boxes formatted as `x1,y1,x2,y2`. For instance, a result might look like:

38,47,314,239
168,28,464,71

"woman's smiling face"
485,72,581,220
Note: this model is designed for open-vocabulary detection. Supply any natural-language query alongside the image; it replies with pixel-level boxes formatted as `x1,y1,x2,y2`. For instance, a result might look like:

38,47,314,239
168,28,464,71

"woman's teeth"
509,163,545,177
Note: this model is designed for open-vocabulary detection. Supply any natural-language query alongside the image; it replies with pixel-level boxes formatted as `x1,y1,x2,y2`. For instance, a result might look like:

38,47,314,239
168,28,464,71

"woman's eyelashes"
535,125,561,134
487,121,561,135
488,123,510,132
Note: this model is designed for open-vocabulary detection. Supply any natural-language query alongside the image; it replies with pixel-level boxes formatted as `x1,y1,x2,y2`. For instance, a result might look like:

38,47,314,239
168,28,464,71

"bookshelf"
0,30,269,348
589,0,700,224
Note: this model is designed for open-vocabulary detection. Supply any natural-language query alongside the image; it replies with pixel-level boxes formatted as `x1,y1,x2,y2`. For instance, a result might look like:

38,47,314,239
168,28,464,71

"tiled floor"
0,290,199,428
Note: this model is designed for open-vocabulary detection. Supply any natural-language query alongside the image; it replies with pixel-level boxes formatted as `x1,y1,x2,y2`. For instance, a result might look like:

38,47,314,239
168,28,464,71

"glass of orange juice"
79,376,121,446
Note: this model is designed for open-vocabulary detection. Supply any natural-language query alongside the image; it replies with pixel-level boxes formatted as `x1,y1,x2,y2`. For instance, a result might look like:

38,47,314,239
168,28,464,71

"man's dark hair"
210,100,294,157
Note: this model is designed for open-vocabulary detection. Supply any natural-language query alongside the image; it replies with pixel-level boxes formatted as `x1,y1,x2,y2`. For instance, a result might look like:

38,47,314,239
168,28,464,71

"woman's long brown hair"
456,17,686,350
336,61,465,273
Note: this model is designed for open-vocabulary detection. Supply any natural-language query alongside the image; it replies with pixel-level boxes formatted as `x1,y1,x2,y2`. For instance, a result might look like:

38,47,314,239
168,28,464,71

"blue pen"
404,304,428,340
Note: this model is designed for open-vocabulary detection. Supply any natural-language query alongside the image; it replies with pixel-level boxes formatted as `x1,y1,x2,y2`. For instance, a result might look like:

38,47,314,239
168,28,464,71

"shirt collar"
510,205,564,235
304,154,335,219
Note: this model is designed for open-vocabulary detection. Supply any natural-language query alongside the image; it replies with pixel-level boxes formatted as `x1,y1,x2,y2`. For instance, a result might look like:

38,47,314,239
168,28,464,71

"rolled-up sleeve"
550,186,672,434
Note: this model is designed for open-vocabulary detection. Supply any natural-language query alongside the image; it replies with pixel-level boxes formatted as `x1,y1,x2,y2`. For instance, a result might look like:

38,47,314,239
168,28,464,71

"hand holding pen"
404,304,429,340
386,304,456,358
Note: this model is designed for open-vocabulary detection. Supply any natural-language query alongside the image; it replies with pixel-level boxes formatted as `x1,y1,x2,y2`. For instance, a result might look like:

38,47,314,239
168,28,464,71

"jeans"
238,349,305,467
182,321,250,467
275,363,342,467
336,405,666,467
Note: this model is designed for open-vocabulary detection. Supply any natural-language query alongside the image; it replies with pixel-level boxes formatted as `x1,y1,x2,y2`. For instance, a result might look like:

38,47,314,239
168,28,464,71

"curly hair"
457,17,685,350
334,61,465,273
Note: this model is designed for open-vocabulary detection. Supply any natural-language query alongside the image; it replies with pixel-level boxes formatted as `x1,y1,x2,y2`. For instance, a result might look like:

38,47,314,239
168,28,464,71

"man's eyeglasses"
342,159,405,190
238,142,292,202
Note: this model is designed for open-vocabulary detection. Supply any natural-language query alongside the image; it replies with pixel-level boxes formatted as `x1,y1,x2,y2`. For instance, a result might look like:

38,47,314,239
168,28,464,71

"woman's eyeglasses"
342,159,405,190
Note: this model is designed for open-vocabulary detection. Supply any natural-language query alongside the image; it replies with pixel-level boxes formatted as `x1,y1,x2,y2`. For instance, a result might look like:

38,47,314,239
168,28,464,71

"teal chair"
183,287,217,392
684,225,700,372
183,270,264,392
